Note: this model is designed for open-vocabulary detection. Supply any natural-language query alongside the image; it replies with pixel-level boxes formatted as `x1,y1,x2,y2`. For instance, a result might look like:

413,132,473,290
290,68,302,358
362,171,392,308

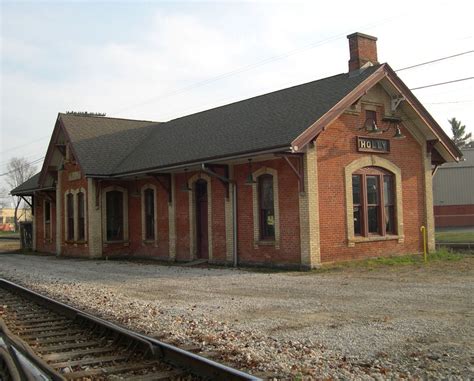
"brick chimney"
347,32,379,72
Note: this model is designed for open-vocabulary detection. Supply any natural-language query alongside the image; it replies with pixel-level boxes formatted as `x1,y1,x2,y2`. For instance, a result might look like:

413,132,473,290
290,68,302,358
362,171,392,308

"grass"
0,231,19,238
308,248,464,274
435,230,474,243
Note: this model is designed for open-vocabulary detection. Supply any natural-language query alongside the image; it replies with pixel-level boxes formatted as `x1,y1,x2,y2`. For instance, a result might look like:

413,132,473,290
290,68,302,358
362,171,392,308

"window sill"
348,235,404,246
253,239,280,250
255,239,276,246
104,240,130,247
142,239,158,246
65,240,88,245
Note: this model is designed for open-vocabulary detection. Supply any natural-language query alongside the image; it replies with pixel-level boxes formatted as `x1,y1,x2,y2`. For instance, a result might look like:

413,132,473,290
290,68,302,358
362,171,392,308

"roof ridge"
59,112,160,124
165,71,352,124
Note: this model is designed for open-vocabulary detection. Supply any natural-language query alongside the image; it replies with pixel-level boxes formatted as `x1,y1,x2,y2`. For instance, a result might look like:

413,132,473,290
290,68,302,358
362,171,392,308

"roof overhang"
11,187,55,197
38,114,84,187
291,63,461,163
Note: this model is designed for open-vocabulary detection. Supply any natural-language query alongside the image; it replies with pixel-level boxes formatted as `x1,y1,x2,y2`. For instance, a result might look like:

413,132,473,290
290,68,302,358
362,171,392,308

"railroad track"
0,278,260,381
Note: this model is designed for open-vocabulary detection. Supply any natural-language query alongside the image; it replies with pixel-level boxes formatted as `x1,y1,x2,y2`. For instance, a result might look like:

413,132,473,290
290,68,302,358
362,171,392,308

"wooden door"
195,180,208,259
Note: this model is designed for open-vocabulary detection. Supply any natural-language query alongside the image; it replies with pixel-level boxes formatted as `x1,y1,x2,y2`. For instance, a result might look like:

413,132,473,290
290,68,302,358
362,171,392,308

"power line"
0,157,45,177
395,50,474,72
113,47,474,118
426,100,474,105
0,136,49,156
111,16,404,115
410,77,474,91
0,150,47,169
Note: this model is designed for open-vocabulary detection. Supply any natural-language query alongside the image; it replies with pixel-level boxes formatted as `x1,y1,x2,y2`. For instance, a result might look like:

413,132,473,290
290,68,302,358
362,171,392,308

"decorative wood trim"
291,65,387,151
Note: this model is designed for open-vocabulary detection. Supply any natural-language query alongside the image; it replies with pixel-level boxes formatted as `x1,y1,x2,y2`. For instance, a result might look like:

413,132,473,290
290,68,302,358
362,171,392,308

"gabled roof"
66,65,381,176
59,114,159,176
35,62,460,182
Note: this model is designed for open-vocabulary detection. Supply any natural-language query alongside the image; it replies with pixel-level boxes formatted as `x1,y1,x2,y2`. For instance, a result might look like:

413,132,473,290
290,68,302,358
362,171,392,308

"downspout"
232,182,238,268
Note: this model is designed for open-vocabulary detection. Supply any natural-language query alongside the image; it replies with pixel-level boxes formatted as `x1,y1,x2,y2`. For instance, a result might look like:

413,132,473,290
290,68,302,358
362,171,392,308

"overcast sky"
1,0,473,183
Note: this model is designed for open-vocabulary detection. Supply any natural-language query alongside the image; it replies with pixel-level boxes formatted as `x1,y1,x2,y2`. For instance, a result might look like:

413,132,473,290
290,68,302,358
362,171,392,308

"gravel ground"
0,253,472,380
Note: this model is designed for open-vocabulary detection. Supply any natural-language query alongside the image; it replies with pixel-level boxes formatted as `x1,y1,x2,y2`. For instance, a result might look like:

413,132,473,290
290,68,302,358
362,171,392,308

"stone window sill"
104,240,130,247
253,239,280,250
142,239,158,246
348,235,404,247
257,239,276,246
65,240,88,245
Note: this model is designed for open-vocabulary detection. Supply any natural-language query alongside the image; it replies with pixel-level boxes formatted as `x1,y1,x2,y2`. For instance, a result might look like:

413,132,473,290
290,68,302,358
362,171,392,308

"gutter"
84,145,292,179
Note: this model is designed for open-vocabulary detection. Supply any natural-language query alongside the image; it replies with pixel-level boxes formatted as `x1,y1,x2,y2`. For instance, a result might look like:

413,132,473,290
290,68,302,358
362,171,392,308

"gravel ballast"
0,254,472,380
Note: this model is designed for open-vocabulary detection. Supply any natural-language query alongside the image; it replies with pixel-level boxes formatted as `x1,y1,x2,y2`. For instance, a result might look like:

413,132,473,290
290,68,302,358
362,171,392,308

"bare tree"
4,157,36,231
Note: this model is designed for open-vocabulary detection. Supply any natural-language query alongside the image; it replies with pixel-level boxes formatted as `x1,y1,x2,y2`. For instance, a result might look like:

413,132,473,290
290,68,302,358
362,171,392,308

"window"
365,109,377,124
77,192,85,241
352,167,396,237
44,201,51,240
144,188,155,240
66,194,74,241
106,191,123,241
258,174,275,240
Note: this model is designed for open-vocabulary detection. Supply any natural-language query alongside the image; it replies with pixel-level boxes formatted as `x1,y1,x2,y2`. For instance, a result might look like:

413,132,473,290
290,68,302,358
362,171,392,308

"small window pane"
78,192,85,241
106,191,123,241
44,201,51,240
67,194,74,241
366,176,379,205
260,176,274,210
368,206,379,233
352,175,361,205
144,189,155,240
45,201,51,222
383,175,394,205
259,175,275,240
353,206,361,235
385,206,395,234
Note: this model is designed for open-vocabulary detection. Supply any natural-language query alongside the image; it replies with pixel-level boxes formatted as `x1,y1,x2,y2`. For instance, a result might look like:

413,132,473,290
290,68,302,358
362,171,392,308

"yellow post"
420,226,427,262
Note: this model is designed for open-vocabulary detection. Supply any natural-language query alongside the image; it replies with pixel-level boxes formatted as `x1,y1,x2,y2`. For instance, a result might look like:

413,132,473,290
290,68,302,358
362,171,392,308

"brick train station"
12,33,461,269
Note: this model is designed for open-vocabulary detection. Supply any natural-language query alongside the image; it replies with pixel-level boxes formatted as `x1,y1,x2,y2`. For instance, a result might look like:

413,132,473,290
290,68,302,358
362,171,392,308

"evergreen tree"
449,117,472,149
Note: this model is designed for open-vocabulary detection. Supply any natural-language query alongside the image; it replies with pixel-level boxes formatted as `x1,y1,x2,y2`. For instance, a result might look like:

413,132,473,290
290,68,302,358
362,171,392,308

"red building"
12,33,460,268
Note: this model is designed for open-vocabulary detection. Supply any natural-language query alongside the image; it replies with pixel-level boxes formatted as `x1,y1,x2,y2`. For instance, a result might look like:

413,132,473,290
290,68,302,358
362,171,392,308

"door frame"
188,173,213,261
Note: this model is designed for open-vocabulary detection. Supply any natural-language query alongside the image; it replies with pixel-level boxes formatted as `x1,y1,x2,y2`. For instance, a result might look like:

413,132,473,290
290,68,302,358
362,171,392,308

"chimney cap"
347,32,378,41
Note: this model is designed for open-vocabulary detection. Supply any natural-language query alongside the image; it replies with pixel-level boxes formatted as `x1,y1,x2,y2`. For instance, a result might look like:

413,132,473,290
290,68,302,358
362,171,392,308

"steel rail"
0,278,261,381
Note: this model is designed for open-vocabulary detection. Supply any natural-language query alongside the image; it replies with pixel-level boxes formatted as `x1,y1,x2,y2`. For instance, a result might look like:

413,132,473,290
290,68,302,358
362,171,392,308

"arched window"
77,191,85,241
144,188,155,240
258,174,275,240
352,167,396,237
106,191,124,241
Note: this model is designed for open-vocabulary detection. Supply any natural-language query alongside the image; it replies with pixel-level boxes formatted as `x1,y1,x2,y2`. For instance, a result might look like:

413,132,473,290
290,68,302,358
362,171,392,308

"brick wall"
100,178,170,259
317,106,425,263
434,205,474,227
234,158,301,266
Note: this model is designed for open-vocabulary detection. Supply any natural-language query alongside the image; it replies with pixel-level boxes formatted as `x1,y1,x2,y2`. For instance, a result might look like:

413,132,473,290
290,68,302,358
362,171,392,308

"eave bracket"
149,173,172,203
